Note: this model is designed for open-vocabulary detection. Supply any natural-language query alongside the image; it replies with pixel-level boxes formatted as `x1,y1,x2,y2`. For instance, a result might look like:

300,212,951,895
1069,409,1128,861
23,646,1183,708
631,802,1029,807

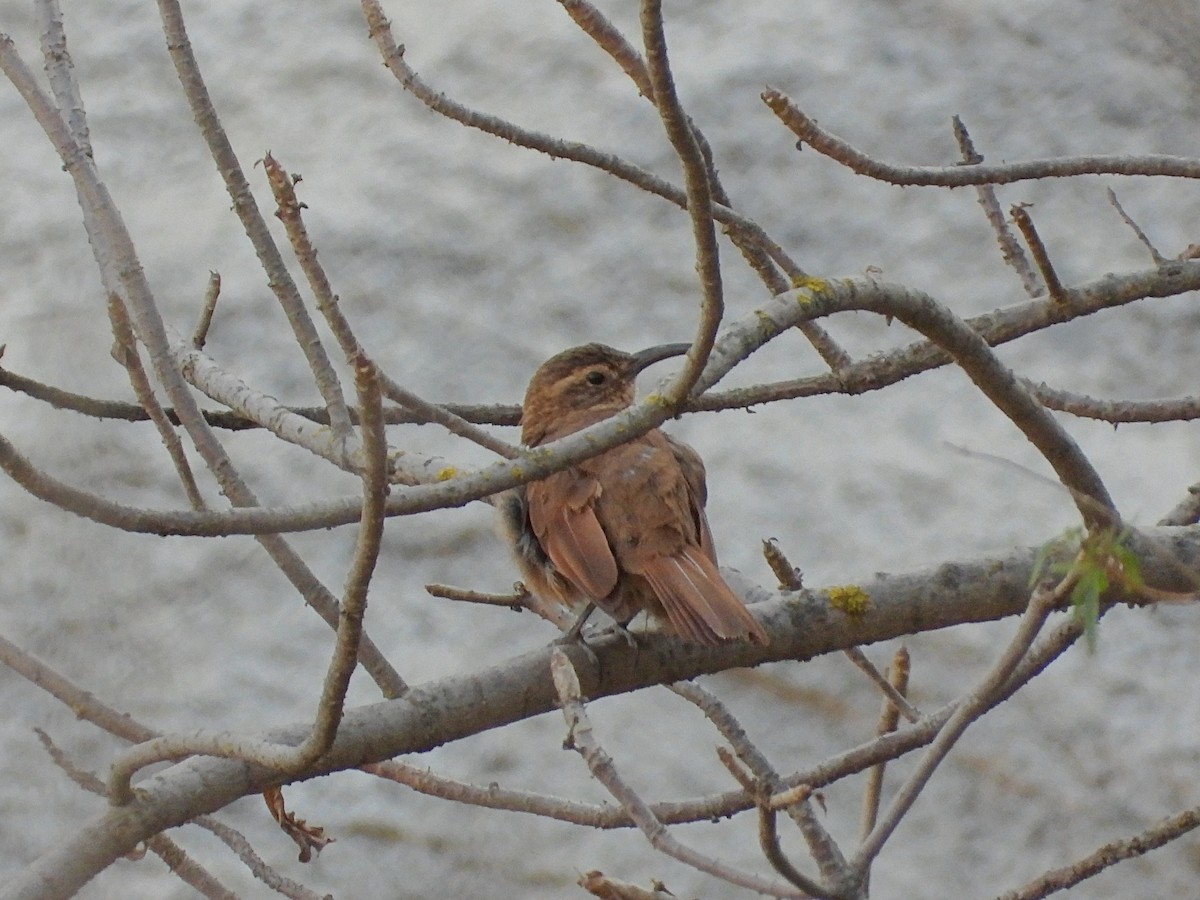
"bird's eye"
586,370,606,386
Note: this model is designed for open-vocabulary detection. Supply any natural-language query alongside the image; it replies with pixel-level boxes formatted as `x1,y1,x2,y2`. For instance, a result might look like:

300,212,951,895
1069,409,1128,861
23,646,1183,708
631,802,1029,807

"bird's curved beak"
628,342,692,375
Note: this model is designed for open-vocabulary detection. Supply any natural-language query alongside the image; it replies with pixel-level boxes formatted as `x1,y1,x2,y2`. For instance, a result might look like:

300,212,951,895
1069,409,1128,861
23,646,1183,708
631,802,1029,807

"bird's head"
520,342,690,446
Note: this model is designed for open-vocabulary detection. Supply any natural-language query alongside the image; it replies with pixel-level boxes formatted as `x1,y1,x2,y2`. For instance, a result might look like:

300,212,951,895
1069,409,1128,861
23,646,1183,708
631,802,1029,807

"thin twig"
147,837,239,900
857,647,910,894
0,24,407,700
0,363,521,427
107,293,206,509
553,0,849,372
994,805,1200,900
192,816,329,900
36,0,91,157
556,0,654,99
852,580,1068,874
156,0,353,439
1106,187,1166,264
578,871,675,899
551,651,807,898
109,357,392,802
762,538,804,590
380,371,520,458
260,153,521,458
1010,205,1066,303
953,116,1042,298
358,0,801,281
640,0,722,405
302,353,389,764
757,794,835,897
425,582,531,609
763,88,1200,185
762,537,913,723
1,634,153,743
1026,380,1200,424
671,681,845,894
841,646,920,724
192,271,222,348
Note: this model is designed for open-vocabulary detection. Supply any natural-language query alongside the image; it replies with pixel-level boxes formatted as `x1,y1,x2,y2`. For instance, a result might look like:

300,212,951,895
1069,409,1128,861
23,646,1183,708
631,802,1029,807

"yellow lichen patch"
436,466,458,482
790,275,830,299
828,584,871,616
509,466,523,479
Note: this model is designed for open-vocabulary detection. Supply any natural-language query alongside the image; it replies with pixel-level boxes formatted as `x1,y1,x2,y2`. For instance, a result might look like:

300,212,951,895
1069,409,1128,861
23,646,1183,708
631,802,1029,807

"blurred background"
0,0,1198,896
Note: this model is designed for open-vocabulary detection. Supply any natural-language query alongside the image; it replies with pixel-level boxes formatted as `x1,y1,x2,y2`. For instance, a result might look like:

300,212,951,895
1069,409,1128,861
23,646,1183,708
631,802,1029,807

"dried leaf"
263,786,335,863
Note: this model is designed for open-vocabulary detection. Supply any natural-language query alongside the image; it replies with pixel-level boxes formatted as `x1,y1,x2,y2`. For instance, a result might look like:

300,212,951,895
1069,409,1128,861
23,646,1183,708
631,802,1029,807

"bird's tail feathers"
640,548,769,646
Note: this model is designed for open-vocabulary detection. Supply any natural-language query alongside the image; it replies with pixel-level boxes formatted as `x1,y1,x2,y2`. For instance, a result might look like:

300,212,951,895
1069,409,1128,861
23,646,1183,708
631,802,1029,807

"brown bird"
501,343,769,646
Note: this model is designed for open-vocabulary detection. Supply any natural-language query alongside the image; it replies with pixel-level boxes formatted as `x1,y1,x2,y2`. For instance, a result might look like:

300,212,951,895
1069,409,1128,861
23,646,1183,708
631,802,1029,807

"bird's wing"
665,435,718,562
639,545,770,646
526,470,620,600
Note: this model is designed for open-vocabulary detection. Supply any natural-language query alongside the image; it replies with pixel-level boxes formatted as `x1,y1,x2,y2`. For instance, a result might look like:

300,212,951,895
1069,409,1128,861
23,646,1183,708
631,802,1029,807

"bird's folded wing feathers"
527,473,619,600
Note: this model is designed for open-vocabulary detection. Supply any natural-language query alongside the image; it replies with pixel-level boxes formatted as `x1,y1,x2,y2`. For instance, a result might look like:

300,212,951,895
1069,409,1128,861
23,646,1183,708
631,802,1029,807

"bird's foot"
551,628,601,669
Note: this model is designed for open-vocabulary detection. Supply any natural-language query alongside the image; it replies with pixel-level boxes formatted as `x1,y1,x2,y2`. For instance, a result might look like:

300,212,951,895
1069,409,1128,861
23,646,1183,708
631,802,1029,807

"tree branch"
763,88,1200,185
7,527,1197,898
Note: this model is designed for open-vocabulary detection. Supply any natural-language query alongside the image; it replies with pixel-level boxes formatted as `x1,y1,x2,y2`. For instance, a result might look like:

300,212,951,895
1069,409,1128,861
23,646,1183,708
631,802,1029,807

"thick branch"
7,527,1198,898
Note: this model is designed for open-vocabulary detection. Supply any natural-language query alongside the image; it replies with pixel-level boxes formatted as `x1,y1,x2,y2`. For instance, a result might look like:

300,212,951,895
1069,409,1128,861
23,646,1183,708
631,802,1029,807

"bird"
500,342,769,646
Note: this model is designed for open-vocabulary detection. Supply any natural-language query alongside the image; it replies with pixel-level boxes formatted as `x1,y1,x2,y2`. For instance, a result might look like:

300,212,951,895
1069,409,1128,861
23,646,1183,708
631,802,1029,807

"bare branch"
1106,187,1167,264
857,647,911,893
1010,205,1067,302
425,582,530,609
0,362,522,428
695,259,1200,411
699,279,1117,526
301,354,392,762
191,271,222,349
556,0,654,100
551,650,806,898
35,0,90,157
37,730,318,900
994,805,1200,900
107,292,206,510
34,730,241,900
1027,381,1200,424
553,0,849,372
671,681,837,895
841,646,920,724
0,25,406,704
756,792,835,898
13,525,1192,896
640,0,724,403
358,0,801,283
192,816,329,900
763,88,1200,185
852,579,1066,873
155,0,353,438
953,116,1042,298
0,635,152,744
109,358,396,801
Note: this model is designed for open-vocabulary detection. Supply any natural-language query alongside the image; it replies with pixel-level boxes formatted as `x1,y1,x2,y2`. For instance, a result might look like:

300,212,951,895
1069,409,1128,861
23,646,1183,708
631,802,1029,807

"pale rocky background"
0,0,1198,897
